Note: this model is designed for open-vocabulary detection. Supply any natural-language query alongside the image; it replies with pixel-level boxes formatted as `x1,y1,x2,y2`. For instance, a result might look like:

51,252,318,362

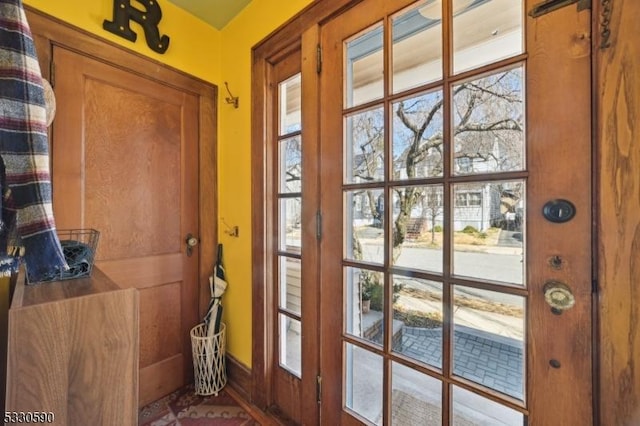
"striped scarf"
0,0,68,282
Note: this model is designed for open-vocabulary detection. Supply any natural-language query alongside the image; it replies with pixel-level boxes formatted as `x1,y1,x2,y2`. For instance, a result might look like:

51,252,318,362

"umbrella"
204,243,227,338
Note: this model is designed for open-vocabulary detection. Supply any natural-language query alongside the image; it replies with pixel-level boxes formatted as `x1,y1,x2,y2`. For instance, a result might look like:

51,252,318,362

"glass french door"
276,66,303,380
271,50,306,422
319,0,592,425
268,47,321,424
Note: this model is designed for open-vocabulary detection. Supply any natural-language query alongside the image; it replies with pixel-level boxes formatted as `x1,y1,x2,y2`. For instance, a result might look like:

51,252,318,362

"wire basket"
32,229,100,283
191,322,227,396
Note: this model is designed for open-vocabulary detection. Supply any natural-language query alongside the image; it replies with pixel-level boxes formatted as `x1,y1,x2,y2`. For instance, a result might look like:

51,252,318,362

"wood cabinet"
6,268,139,425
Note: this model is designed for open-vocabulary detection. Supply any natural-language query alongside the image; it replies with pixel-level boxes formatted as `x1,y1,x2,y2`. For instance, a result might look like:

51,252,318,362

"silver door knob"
185,233,198,256
543,280,575,311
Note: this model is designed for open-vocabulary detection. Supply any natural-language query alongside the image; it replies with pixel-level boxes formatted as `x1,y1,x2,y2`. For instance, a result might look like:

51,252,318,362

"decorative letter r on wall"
103,0,170,54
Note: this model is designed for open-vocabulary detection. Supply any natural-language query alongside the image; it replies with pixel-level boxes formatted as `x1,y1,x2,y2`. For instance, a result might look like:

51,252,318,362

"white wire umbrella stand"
191,244,228,396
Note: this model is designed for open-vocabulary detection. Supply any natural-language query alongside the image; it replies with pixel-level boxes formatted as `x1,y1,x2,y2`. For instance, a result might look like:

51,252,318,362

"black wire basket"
36,229,100,283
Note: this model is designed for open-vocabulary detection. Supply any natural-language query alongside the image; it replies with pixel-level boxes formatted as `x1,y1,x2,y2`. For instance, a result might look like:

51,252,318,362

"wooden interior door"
319,0,592,424
51,46,200,407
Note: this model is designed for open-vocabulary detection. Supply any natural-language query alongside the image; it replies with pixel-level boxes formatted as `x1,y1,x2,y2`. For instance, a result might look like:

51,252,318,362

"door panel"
51,46,200,407
526,1,592,424
270,50,305,423
319,0,592,424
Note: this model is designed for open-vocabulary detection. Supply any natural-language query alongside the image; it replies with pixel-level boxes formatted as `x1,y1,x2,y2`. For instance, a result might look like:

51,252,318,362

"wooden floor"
226,386,280,426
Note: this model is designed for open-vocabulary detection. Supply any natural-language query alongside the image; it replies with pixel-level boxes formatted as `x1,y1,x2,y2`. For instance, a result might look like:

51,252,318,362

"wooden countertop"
11,266,121,309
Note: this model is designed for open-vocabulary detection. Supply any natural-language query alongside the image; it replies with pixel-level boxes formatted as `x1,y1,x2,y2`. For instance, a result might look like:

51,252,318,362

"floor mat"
139,385,260,426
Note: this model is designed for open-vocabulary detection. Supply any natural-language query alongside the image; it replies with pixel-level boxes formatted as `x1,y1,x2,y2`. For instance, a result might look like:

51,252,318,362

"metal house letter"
103,0,170,54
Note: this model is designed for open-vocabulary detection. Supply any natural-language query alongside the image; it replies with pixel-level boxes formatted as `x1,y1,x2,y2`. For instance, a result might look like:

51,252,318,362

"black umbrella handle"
216,243,223,265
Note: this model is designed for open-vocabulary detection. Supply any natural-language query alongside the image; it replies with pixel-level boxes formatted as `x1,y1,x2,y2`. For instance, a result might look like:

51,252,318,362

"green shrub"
462,225,478,234
370,283,384,311
368,281,403,312
433,225,443,232
393,309,443,328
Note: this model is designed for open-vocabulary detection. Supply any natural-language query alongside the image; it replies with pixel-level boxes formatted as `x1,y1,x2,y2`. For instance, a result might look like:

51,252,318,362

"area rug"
139,385,260,426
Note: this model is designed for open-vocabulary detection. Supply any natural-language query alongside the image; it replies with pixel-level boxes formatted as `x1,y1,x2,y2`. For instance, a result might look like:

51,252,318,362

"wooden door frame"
25,6,218,381
595,0,640,424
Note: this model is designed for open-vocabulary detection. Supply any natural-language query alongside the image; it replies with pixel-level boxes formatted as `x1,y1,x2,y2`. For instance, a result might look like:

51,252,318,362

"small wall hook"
224,82,239,109
222,217,239,237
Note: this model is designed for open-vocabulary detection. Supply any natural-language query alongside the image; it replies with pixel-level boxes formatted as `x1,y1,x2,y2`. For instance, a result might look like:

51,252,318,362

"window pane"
346,25,384,108
346,107,385,184
345,267,384,347
392,362,442,425
279,257,301,315
279,136,301,193
392,185,443,274
392,90,444,179
453,286,525,400
346,189,384,265
453,181,525,285
345,343,383,425
279,314,301,377
453,0,523,74
452,385,525,425
279,198,302,252
279,73,301,134
453,67,524,175
392,276,443,369
392,3,442,93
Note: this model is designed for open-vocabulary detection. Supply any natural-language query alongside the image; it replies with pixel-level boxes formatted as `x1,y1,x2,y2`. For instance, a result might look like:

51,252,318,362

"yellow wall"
218,0,312,367
23,0,221,84
21,0,312,367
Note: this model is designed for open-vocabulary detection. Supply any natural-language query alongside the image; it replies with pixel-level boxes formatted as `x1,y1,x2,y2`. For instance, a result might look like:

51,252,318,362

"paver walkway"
497,229,523,248
398,326,524,400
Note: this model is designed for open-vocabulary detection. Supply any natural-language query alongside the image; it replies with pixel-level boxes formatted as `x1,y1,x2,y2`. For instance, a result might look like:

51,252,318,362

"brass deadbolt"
543,280,575,311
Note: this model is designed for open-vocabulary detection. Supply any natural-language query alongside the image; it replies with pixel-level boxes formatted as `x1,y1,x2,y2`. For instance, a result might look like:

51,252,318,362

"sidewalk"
400,325,524,400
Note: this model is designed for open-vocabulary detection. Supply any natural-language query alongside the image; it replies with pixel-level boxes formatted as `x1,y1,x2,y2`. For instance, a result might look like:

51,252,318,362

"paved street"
360,243,524,285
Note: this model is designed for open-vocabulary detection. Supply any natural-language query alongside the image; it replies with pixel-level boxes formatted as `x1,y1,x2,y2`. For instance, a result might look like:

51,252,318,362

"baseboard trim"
226,353,252,402
225,355,281,425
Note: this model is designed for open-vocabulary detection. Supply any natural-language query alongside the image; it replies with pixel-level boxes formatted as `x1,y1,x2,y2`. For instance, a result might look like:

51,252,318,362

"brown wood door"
51,46,200,407
269,50,305,423
319,0,592,424
263,46,321,424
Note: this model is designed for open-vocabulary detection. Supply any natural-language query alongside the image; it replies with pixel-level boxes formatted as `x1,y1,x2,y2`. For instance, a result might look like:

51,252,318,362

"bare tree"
350,110,385,226
422,186,443,245
351,68,524,254
283,137,302,192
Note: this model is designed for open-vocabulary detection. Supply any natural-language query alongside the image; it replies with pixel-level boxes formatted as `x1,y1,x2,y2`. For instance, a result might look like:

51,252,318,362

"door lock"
185,233,198,257
543,280,575,312
543,199,576,223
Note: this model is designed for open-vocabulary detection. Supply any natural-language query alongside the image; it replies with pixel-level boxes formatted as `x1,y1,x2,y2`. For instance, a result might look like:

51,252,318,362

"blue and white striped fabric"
0,0,68,282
